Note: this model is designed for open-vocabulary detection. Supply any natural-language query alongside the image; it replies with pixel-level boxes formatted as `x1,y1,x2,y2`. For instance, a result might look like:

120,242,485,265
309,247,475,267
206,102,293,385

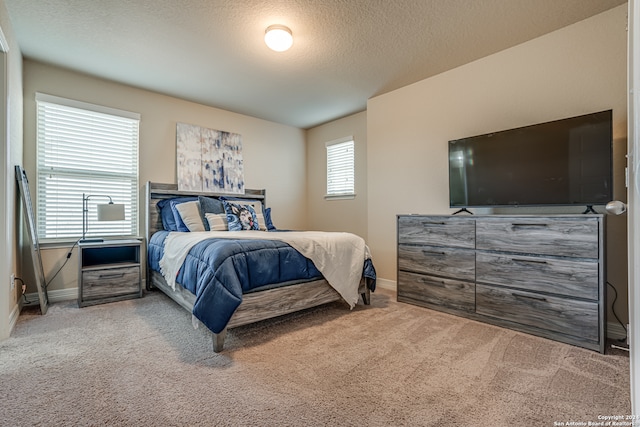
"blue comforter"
148,231,376,333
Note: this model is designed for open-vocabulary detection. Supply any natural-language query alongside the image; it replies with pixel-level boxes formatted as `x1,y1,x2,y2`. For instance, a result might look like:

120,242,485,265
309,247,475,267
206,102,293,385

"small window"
326,137,355,199
36,93,140,241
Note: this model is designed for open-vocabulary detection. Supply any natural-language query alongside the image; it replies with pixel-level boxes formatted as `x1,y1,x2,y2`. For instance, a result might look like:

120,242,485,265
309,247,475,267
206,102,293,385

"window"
36,93,140,241
326,137,355,198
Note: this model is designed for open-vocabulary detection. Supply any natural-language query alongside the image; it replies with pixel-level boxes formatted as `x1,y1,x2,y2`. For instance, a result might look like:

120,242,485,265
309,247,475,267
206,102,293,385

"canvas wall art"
176,122,245,194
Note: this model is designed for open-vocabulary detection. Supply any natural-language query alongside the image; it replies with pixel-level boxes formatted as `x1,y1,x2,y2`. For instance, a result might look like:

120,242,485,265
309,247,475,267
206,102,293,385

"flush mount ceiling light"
264,25,293,52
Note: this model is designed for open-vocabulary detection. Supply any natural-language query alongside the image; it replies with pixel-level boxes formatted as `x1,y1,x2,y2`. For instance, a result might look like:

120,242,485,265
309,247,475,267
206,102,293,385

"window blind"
36,93,140,240
326,138,355,196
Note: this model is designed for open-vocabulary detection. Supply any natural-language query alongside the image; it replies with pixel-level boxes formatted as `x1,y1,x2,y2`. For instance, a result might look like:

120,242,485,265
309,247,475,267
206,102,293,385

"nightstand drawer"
476,218,599,258
476,284,599,342
476,252,599,300
81,266,140,301
398,244,475,281
398,271,475,313
398,216,475,249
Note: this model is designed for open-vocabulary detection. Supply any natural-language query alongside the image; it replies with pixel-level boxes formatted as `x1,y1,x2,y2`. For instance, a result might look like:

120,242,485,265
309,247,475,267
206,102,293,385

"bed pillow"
223,201,260,231
175,201,206,232
220,197,268,230
170,198,199,232
205,213,228,231
156,197,196,231
264,207,276,230
255,213,266,231
198,196,225,231
220,197,264,216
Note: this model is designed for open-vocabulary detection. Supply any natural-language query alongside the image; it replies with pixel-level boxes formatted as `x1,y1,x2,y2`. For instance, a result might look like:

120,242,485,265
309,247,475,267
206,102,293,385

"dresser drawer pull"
421,278,446,285
421,221,446,226
511,258,548,264
511,223,548,228
98,272,125,280
422,250,446,256
512,292,547,302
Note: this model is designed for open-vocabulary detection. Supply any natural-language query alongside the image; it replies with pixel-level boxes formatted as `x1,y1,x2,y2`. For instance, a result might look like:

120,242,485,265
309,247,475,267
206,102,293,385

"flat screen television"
448,110,613,210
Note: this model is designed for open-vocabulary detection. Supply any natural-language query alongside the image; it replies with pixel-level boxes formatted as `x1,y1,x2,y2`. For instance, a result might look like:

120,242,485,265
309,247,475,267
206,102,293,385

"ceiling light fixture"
264,25,293,52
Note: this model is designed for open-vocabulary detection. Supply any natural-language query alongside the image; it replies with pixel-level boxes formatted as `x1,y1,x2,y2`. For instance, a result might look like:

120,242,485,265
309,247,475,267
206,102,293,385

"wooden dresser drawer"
476,252,599,300
82,265,141,301
398,271,475,313
398,244,475,281
398,216,475,249
476,284,599,342
476,217,599,258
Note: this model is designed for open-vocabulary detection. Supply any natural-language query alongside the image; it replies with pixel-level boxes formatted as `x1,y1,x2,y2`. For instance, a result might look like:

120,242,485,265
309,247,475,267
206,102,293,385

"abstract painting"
176,122,244,194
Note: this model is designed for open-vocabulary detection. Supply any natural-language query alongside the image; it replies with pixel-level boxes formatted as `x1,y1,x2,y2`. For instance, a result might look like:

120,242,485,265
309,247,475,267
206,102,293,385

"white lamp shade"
97,203,125,221
265,25,293,52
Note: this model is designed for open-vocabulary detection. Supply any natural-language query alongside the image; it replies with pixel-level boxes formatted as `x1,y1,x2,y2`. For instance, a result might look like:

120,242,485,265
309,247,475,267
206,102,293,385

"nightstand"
78,239,142,307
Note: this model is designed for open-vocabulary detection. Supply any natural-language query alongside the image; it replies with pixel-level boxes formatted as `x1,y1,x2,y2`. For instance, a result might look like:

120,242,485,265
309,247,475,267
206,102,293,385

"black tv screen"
448,110,613,208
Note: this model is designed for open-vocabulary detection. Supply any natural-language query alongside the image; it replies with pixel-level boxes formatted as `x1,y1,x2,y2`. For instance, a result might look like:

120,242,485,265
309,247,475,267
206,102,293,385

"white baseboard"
607,321,627,341
22,287,78,308
8,303,19,334
375,278,396,292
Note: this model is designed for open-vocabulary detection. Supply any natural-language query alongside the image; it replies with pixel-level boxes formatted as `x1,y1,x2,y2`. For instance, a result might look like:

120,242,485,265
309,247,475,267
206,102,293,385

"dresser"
397,215,605,353
78,239,143,307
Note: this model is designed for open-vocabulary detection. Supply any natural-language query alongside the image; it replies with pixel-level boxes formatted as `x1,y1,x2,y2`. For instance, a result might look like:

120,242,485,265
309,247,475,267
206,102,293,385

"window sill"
324,193,356,201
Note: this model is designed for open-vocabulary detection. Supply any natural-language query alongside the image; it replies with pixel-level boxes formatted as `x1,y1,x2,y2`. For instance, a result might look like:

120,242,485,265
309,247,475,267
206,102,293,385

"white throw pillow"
205,213,229,231
175,201,205,232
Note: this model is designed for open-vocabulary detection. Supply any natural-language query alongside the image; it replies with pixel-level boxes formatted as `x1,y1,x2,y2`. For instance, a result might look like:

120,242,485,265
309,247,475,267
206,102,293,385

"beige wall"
306,111,368,239
366,6,628,319
0,0,24,340
21,60,307,294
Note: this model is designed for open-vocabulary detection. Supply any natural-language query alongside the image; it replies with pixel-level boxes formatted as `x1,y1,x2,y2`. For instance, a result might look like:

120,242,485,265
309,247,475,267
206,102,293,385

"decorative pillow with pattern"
223,201,260,231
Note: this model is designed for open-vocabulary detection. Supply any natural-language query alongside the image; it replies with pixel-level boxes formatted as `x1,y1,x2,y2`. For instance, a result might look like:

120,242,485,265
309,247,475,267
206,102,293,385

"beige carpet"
0,288,630,426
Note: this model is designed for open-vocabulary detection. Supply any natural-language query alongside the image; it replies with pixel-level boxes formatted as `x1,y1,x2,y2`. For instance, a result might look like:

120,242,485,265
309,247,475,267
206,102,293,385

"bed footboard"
150,270,369,352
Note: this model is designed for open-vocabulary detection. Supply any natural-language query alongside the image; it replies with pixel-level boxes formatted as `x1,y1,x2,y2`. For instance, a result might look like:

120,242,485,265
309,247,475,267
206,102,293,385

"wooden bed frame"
145,182,371,352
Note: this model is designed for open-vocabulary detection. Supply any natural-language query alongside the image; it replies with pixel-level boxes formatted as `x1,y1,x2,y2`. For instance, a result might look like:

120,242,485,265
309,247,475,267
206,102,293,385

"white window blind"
326,138,355,197
36,93,140,241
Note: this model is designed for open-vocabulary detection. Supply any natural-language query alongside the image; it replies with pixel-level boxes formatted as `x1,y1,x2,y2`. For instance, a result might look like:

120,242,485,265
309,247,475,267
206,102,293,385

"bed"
145,182,376,352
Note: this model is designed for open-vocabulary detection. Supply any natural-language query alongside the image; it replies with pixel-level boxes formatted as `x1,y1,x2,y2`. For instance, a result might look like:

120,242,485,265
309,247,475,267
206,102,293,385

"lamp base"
79,238,104,244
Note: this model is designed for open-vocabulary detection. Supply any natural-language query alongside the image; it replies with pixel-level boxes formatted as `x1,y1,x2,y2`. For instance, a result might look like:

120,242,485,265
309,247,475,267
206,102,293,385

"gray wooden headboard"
145,181,267,242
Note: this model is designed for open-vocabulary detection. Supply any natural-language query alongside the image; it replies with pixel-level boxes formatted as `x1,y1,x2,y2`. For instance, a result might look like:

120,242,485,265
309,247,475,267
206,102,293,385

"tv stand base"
452,208,473,215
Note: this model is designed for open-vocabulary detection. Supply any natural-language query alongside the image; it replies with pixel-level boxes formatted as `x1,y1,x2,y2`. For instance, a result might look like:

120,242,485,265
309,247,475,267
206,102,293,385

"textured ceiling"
4,0,627,129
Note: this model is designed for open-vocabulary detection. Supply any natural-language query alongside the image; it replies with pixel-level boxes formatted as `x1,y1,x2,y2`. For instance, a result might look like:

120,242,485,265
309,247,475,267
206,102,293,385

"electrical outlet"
10,274,15,291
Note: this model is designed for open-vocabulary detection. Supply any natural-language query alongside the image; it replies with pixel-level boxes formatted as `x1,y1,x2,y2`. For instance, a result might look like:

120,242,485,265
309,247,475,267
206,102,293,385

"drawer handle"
511,258,548,265
422,221,446,226
512,292,547,302
421,278,446,286
512,223,548,228
422,250,446,256
99,272,125,279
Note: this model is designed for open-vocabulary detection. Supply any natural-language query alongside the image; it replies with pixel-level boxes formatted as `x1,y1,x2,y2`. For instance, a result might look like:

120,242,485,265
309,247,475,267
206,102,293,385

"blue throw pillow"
198,196,225,231
264,207,276,230
157,197,196,231
223,201,259,231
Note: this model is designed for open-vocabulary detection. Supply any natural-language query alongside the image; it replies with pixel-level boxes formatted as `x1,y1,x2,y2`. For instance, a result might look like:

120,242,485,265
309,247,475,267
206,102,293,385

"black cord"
607,281,627,342
46,239,80,287
15,277,31,304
